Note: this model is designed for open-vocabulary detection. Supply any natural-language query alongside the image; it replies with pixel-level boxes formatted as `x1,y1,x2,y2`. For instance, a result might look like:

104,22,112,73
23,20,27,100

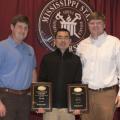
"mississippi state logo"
38,0,93,51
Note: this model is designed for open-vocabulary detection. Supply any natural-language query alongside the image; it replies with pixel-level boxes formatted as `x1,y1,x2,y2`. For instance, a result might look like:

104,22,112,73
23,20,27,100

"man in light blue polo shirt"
0,15,37,120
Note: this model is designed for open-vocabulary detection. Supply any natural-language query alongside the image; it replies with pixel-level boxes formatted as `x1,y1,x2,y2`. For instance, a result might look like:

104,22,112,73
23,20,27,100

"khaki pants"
43,108,75,120
81,88,117,120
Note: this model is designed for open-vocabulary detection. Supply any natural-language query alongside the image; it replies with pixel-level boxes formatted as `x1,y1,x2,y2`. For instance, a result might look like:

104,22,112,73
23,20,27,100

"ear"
69,39,72,44
103,23,106,29
10,24,14,31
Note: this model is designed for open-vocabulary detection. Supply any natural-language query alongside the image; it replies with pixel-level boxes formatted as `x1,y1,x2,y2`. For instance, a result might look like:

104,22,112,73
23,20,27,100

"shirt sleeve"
76,43,85,66
0,45,5,68
30,46,36,70
0,52,2,67
74,57,82,83
32,52,36,69
115,39,120,96
39,55,48,82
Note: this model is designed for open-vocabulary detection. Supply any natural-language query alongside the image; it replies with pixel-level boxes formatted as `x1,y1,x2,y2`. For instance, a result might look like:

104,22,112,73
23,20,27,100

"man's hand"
73,109,81,115
36,108,45,114
0,100,6,117
115,95,120,107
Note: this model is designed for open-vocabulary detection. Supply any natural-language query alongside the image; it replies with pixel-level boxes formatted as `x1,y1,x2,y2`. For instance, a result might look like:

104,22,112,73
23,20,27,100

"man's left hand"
115,95,120,107
73,109,81,115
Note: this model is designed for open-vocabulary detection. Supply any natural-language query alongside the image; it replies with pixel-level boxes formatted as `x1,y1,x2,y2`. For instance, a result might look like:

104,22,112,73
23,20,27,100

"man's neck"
11,35,22,45
91,31,104,40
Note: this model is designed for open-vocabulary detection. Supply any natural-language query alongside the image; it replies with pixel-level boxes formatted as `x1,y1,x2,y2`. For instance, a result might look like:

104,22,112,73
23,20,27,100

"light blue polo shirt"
0,36,36,90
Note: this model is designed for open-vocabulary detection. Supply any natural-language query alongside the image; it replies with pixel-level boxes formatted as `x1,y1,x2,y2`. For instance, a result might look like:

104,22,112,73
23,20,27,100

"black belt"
89,85,117,92
0,87,31,95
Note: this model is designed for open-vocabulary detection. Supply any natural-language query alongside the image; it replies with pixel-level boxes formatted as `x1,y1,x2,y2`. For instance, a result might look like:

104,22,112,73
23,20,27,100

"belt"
0,87,31,95
89,85,117,92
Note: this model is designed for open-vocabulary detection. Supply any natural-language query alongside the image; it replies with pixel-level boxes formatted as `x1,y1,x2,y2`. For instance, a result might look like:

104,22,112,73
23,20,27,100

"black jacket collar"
55,48,71,57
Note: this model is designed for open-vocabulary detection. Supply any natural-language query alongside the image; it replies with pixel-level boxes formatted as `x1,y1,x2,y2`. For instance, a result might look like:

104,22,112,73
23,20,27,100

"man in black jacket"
38,28,82,120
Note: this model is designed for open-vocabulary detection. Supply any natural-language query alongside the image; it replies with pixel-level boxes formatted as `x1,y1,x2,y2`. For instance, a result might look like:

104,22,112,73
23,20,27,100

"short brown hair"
88,12,105,22
11,15,29,27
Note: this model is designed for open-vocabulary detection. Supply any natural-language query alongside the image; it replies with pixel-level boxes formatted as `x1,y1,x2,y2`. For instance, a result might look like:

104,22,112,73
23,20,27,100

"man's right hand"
36,108,45,114
0,100,6,117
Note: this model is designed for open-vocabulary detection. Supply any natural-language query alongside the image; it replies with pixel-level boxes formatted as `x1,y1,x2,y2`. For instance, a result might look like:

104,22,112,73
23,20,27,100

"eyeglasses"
56,37,70,41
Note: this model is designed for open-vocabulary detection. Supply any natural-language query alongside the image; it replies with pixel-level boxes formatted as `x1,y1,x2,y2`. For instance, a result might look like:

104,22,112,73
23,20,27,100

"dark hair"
11,15,29,27
55,28,70,38
88,12,105,22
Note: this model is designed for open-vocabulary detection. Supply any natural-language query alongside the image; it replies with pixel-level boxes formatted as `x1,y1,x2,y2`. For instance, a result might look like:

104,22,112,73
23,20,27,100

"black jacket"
39,48,82,108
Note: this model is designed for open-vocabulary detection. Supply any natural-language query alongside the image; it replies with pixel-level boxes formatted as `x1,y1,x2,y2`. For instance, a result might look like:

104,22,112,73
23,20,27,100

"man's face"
55,31,71,51
88,19,105,37
11,22,28,43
